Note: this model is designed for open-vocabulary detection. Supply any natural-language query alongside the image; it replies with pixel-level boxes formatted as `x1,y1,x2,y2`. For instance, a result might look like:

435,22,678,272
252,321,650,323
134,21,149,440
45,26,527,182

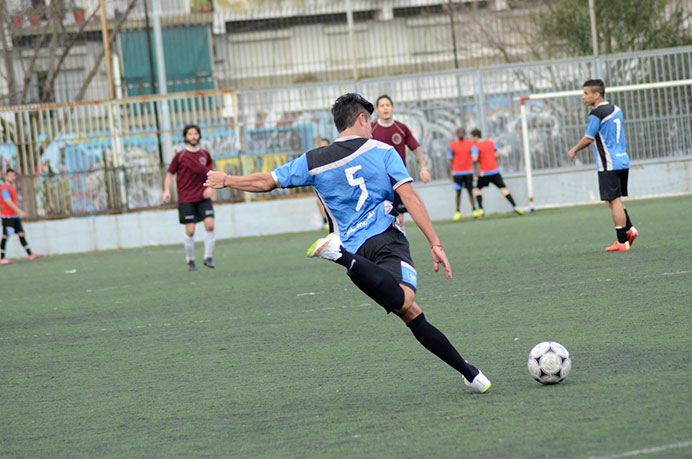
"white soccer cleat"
306,233,342,261
464,370,492,393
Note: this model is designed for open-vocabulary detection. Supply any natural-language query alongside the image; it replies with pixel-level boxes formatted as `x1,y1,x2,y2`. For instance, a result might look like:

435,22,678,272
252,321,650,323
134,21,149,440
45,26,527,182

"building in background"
1,0,547,104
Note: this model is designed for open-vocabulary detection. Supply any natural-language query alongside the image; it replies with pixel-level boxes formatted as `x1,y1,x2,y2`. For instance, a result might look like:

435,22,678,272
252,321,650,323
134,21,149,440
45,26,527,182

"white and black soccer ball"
527,341,571,385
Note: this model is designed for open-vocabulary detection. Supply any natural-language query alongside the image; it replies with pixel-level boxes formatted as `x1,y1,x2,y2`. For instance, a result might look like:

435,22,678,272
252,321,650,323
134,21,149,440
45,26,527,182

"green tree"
535,0,692,57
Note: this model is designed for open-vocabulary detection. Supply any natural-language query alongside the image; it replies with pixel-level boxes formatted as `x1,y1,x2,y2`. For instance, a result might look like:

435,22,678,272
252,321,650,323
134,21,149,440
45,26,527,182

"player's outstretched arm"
205,170,277,193
396,182,452,279
568,136,594,161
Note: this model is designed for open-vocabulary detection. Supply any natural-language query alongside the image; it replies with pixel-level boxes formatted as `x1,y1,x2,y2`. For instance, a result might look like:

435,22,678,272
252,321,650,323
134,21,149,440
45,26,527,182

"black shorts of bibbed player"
2,217,24,236
178,198,214,224
476,173,506,189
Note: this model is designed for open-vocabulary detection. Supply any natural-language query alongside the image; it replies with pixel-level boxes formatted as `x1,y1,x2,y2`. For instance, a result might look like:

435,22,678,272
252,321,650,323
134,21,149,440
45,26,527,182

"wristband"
431,244,443,249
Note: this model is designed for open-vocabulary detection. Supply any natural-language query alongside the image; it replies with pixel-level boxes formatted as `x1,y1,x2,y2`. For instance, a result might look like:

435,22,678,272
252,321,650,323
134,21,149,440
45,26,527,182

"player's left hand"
202,186,217,201
420,168,430,184
204,170,227,189
431,245,452,279
567,149,576,161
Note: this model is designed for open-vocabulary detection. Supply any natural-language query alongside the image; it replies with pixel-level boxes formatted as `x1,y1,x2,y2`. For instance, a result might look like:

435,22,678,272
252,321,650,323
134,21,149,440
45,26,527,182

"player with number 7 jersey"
568,79,637,252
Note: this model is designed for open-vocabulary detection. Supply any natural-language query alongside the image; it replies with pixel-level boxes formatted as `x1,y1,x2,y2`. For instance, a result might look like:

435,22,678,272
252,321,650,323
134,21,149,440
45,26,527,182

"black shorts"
356,226,417,296
476,173,506,189
2,217,24,236
598,169,629,201
178,199,214,224
453,174,474,191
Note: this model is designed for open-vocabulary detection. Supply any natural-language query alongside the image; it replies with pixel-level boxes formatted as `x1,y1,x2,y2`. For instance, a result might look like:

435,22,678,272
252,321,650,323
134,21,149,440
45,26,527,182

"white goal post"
519,78,692,211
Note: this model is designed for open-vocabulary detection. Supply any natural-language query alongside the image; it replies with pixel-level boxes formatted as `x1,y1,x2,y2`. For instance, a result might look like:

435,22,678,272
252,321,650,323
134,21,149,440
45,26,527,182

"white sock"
204,230,215,259
184,234,195,262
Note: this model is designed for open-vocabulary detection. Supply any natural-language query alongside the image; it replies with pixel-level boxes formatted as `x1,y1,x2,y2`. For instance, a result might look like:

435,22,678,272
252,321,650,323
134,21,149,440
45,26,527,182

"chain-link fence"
0,46,690,218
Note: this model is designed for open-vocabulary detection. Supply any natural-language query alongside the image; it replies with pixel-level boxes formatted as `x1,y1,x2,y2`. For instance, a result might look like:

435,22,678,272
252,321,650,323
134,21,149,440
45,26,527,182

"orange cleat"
627,227,639,247
0,258,15,264
27,253,44,261
605,241,630,252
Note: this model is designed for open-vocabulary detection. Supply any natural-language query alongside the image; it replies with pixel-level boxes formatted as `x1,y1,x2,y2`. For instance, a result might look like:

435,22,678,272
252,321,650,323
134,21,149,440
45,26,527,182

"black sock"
335,250,405,312
476,195,483,209
0,237,6,259
616,227,628,244
407,313,478,381
505,193,516,207
624,209,632,231
19,236,32,255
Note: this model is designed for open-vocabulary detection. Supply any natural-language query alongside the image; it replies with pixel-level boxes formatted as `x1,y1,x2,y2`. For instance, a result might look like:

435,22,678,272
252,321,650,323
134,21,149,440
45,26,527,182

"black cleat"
188,260,198,271
203,258,215,268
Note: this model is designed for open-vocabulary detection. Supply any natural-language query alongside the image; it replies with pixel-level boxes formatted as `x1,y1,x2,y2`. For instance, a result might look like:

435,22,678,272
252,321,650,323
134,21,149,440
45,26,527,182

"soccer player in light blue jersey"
204,93,491,394
568,79,639,252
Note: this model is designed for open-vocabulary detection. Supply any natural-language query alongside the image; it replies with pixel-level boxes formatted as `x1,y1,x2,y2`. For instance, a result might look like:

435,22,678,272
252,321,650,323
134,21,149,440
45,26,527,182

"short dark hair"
376,94,393,106
182,124,202,142
584,79,605,96
470,129,482,138
5,168,16,175
331,93,374,133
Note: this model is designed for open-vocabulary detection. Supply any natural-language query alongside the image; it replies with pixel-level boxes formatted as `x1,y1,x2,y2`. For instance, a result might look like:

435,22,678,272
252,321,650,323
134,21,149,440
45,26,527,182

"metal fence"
0,46,690,218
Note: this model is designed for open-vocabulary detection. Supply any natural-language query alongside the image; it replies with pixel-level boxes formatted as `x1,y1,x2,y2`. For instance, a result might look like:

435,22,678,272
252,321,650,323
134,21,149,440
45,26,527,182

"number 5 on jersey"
345,165,368,211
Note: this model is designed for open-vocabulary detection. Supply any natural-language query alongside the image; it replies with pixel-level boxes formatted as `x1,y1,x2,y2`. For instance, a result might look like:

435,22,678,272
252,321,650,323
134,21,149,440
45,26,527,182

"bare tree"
0,0,138,216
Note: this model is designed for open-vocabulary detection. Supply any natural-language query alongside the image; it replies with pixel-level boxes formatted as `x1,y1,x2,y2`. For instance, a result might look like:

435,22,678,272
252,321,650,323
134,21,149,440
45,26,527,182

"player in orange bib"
448,127,478,220
470,129,524,217
1,169,43,264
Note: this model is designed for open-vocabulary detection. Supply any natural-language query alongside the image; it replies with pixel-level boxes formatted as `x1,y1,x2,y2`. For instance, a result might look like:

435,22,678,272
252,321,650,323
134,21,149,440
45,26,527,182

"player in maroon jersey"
163,124,217,271
371,95,430,231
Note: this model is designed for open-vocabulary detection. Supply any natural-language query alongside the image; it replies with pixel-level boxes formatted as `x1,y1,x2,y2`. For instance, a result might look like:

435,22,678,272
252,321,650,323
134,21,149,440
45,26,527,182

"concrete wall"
5,158,691,259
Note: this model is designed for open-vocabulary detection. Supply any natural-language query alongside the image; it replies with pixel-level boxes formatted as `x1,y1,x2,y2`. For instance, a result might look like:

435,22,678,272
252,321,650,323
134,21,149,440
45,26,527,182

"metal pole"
99,0,115,99
346,0,359,82
589,0,599,58
143,0,164,165
520,98,534,212
152,0,173,164
448,0,459,69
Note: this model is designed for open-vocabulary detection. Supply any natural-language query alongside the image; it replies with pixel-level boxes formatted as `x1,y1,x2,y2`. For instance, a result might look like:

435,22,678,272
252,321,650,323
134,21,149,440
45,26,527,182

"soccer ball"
527,341,571,385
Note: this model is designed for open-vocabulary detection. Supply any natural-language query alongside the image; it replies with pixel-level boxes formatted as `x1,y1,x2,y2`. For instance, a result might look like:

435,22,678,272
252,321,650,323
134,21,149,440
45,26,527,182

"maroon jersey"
167,147,214,203
371,120,420,165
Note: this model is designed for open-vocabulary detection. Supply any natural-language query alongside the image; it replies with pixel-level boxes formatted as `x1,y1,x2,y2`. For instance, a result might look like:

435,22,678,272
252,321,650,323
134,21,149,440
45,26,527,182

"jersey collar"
185,145,201,152
376,119,394,128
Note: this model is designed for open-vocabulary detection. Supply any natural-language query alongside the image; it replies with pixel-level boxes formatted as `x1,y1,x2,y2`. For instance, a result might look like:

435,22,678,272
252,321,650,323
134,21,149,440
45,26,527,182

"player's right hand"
204,170,227,189
162,191,171,203
431,245,452,279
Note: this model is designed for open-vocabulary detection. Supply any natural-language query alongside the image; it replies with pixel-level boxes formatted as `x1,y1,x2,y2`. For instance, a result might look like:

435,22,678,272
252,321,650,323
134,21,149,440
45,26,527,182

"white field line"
589,440,692,459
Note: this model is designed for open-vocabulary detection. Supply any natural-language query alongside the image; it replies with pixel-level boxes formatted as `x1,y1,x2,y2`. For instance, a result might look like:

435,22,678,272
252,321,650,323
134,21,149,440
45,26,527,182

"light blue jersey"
272,136,413,252
585,102,630,171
